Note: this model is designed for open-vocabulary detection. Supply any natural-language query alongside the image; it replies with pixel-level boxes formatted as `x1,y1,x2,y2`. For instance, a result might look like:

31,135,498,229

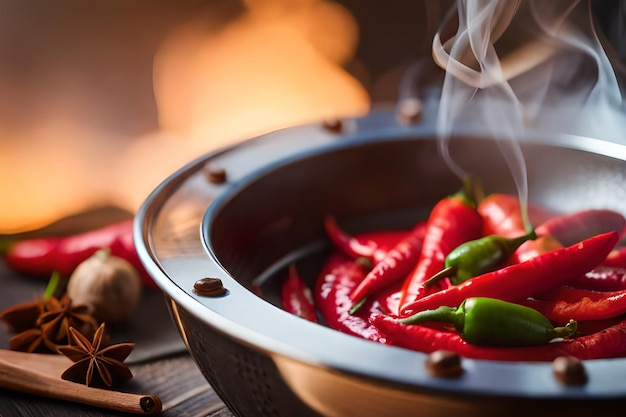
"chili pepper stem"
469,174,485,205
43,271,62,300
457,175,479,209
400,305,463,328
0,240,10,256
423,266,456,287
350,256,372,314
349,297,368,315
511,229,538,247
355,257,373,270
549,319,578,340
348,257,375,314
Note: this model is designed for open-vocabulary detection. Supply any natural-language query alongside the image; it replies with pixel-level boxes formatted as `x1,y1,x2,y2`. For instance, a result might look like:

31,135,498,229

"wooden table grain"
0,259,236,417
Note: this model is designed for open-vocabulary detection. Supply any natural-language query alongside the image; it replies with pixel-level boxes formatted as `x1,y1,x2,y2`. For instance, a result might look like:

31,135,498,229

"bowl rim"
134,106,626,401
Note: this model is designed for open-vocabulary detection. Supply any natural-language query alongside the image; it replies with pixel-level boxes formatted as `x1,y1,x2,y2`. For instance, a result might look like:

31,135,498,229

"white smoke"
432,0,626,223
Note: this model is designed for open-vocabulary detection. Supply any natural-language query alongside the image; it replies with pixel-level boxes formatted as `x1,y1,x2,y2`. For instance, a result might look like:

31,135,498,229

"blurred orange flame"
0,0,369,234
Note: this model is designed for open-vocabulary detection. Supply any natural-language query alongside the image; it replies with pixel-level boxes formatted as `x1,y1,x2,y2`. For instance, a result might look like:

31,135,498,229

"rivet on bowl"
425,350,464,378
552,356,588,385
322,119,344,133
204,165,228,184
396,98,423,125
193,277,227,297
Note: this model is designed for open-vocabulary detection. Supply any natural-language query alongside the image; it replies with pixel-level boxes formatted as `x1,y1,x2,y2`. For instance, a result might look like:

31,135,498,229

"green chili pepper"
423,229,537,287
400,297,577,347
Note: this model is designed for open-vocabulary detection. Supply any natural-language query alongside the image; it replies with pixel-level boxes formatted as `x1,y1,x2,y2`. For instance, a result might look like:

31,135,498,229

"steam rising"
434,0,625,224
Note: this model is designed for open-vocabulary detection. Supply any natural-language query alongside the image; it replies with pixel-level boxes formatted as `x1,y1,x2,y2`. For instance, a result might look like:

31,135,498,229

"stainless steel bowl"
134,106,626,417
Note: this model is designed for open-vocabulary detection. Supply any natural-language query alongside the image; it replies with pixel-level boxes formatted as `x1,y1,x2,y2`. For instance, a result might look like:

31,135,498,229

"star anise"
2,293,99,353
1,297,54,353
0,298,49,333
37,294,99,352
8,327,48,353
58,322,134,387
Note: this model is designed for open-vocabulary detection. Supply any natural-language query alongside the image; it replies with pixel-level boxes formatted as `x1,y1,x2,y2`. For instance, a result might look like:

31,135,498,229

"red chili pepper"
576,317,623,336
571,266,626,292
399,231,619,317
520,286,626,322
371,314,626,361
480,202,625,266
534,285,616,303
350,221,427,304
398,187,483,311
514,209,625,265
281,264,317,322
477,193,554,238
478,193,526,238
374,285,404,316
536,209,626,247
314,253,391,343
513,235,563,264
477,194,555,265
603,247,626,269
323,216,387,264
3,220,158,289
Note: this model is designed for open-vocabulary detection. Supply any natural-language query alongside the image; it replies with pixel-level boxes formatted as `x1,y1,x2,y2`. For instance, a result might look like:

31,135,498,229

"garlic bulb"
67,248,142,323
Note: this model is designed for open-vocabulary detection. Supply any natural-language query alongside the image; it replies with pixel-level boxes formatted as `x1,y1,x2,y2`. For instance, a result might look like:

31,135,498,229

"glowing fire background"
0,0,446,234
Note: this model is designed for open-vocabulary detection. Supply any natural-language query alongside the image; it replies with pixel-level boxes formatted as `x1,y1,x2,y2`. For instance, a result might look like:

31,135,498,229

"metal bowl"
134,106,626,417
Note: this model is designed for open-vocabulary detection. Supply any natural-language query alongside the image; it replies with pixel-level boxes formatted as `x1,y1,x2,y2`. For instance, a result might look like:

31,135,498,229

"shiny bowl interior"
135,108,626,417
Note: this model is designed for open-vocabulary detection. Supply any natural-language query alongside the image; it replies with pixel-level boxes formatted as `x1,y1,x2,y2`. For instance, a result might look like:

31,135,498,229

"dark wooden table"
0,259,236,417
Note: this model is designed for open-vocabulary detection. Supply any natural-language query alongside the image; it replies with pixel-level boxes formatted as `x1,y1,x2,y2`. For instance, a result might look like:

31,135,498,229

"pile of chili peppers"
280,185,626,361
